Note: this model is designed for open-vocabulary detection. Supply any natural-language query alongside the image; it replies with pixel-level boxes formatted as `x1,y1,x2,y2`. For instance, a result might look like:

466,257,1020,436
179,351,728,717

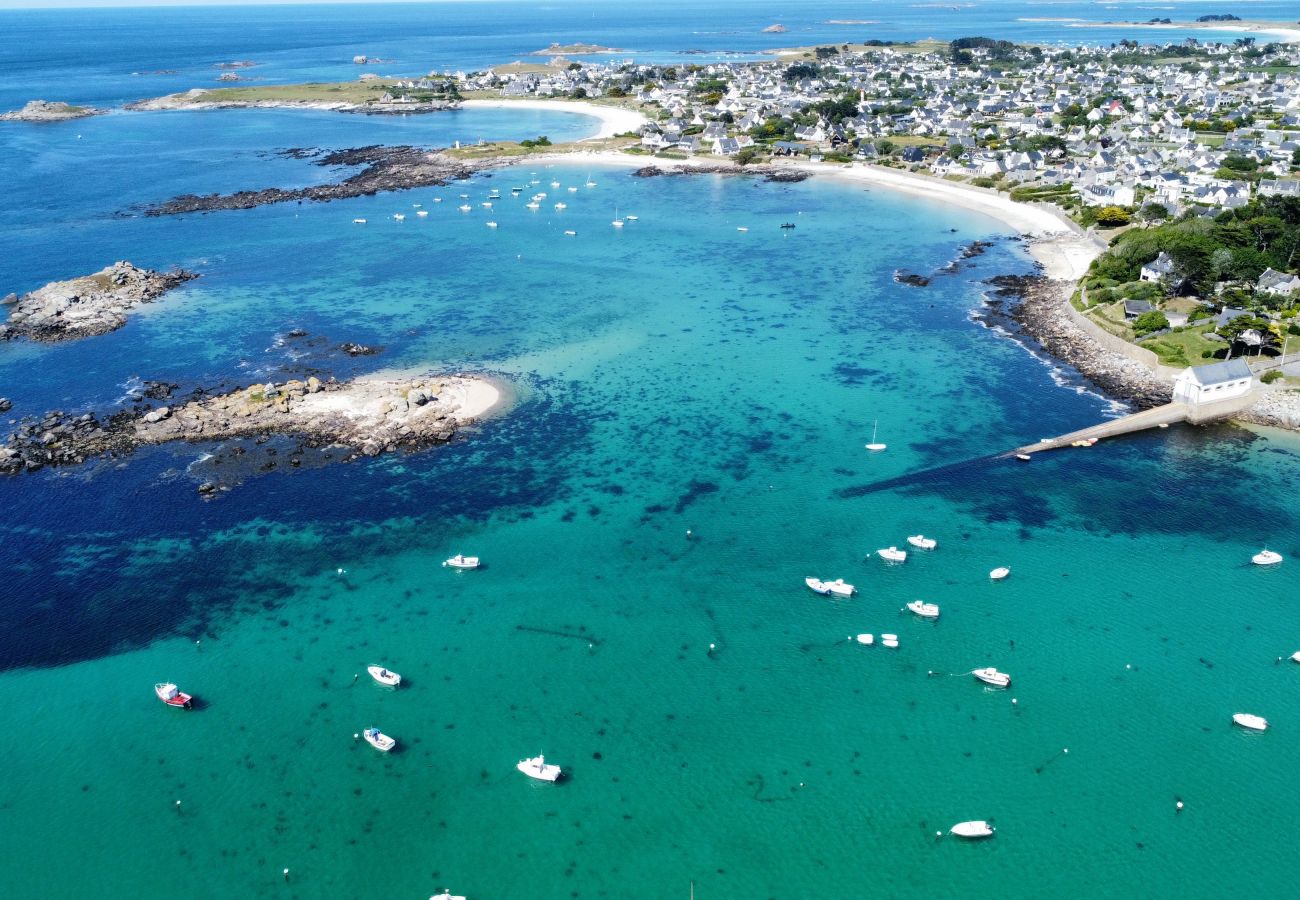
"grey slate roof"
1186,358,1252,386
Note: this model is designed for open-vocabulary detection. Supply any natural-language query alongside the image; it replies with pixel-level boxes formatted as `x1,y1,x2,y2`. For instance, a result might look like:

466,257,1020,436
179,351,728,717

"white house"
1171,359,1254,405
1257,267,1300,297
1140,252,1175,283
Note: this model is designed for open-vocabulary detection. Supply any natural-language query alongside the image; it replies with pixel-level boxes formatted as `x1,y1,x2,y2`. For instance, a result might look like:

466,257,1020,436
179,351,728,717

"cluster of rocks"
144,146,484,216
630,164,809,183
0,374,487,477
0,100,105,122
1,262,198,341
895,271,931,287
988,274,1173,409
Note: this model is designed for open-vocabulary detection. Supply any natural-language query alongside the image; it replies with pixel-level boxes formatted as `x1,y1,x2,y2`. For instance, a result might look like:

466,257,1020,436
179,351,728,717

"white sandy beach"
459,99,648,141
518,146,1103,279
1068,20,1300,44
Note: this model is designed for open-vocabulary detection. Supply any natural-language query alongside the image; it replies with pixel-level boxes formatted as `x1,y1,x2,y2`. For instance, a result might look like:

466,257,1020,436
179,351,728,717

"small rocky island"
1,262,198,341
0,100,106,122
0,373,499,477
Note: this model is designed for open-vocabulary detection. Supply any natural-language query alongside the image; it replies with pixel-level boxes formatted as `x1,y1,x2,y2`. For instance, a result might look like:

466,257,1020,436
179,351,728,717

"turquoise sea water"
4,6,1300,899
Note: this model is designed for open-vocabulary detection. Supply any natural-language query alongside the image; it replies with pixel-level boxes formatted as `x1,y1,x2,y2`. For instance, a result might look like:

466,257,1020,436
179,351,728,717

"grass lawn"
185,81,399,104
1140,326,1222,368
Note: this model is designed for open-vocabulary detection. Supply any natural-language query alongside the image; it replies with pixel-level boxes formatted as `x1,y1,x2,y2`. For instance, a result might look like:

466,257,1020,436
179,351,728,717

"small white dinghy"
881,633,899,648
352,218,367,224
878,547,908,564
443,554,480,570
416,210,429,217
367,665,401,687
855,633,875,646
517,754,562,782
1290,651,1300,663
972,667,1011,688
805,577,831,595
950,820,995,839
1253,549,1283,566
989,567,1011,581
907,535,937,551
430,891,467,900
826,579,855,598
906,600,940,619
363,727,396,752
1233,713,1268,732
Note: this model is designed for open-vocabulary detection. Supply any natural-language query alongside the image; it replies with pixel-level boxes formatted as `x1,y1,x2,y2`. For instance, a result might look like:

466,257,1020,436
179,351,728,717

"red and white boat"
155,682,193,709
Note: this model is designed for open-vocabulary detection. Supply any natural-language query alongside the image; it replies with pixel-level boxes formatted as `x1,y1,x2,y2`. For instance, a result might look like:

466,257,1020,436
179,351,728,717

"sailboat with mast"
611,206,624,228
865,420,886,452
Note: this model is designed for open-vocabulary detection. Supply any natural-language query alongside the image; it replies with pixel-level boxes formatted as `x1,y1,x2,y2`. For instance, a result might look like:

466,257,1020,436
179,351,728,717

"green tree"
1138,202,1169,224
734,147,760,166
1096,206,1131,227
1132,310,1170,336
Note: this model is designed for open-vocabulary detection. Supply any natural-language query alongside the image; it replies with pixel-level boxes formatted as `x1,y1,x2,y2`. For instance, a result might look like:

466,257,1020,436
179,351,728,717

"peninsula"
1,262,198,341
0,372,500,477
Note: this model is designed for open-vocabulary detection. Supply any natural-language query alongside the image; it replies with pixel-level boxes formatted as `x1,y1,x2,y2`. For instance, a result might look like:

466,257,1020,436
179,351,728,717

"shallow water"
4,7,1300,899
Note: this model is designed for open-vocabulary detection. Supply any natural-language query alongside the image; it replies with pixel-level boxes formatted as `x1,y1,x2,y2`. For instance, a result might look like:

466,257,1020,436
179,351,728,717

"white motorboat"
1233,713,1268,732
486,221,498,228
487,191,501,199
625,215,639,221
393,213,405,221
1291,651,1300,663
864,420,886,452
517,754,561,782
554,202,567,210
416,210,429,217
907,535,937,551
972,667,1011,688
737,227,748,232
881,633,899,648
363,727,396,752
855,633,874,646
805,577,831,595
443,554,480,570
877,547,907,564
352,218,367,224
950,820,995,839
1253,549,1283,566
526,201,540,210
906,600,940,619
989,567,1011,580
430,891,467,900
550,180,561,188
826,578,855,598
433,197,442,203
1015,453,1031,461
568,186,578,192
564,230,577,236
481,202,493,208
458,204,472,212
367,665,401,687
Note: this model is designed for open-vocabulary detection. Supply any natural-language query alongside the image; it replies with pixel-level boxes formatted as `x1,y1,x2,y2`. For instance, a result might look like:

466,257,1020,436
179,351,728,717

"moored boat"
972,667,1010,688
517,754,561,782
906,600,940,619
907,535,937,551
430,891,467,900
855,633,874,645
989,567,1010,580
880,633,899,648
950,820,995,839
352,218,367,224
443,554,480,569
805,577,831,595
1015,453,1031,461
367,665,401,687
1232,713,1268,732
1291,651,1300,663
826,578,855,598
877,546,907,564
155,682,193,709
363,727,396,752
416,210,429,217
1253,549,1283,566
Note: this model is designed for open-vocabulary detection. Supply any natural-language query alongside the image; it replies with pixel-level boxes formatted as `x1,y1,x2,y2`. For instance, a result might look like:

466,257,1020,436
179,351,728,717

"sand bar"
459,99,648,141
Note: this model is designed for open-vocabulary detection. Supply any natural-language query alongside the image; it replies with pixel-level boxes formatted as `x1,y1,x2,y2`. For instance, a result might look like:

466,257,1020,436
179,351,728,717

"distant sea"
3,3,1300,899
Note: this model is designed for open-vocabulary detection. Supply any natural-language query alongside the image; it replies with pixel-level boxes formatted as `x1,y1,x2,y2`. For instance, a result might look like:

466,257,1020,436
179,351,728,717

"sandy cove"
458,99,649,140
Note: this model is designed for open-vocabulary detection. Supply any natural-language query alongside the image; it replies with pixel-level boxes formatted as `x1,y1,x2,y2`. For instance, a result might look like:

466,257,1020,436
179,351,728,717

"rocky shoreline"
143,145,488,215
2,262,198,341
982,274,1173,409
630,163,809,183
1,99,106,122
0,373,496,480
127,90,459,116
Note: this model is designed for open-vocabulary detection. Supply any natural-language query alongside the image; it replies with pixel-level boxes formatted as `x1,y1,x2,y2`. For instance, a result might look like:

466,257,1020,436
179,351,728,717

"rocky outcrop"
630,164,808,183
0,374,496,477
0,100,105,122
1,262,198,342
982,274,1172,409
143,146,484,215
